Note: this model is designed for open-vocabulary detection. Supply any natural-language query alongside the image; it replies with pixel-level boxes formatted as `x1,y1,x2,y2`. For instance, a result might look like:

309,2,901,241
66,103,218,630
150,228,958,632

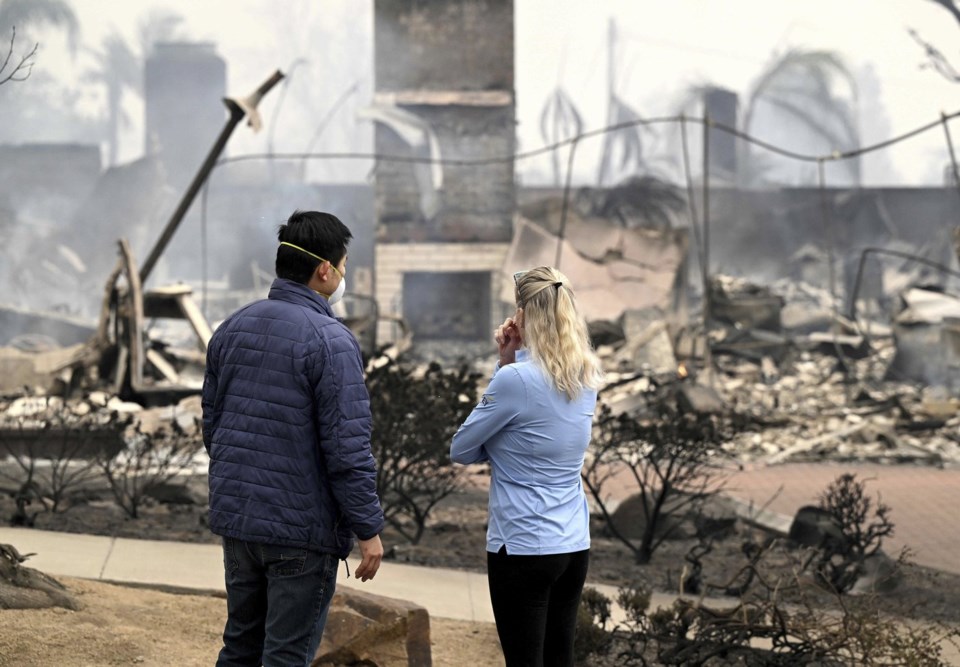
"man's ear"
316,261,332,282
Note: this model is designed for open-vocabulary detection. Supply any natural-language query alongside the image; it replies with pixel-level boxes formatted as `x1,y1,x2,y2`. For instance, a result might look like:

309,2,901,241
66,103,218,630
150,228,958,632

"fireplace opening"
403,271,491,340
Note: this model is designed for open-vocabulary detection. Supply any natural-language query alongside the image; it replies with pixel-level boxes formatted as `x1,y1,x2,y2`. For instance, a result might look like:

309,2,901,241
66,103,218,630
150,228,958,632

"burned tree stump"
0,543,79,610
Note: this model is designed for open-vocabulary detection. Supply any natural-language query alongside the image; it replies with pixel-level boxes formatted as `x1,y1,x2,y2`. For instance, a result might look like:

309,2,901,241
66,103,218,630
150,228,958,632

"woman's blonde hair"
515,266,604,400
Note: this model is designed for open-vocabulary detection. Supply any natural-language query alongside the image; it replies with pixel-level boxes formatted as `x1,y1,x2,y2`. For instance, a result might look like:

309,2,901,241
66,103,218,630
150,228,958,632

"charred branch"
0,27,37,86
930,0,960,27
908,27,960,83
0,543,79,610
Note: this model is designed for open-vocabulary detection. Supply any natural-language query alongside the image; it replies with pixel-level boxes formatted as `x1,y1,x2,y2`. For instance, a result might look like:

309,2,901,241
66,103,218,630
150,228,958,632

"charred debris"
0,46,958,473
3,181,960,473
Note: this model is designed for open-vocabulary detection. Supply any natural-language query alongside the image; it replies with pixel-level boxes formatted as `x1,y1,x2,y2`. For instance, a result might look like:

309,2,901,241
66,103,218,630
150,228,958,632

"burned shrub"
0,402,127,521
583,401,735,564
575,586,615,663
575,540,956,666
366,359,481,544
96,421,201,520
802,472,897,594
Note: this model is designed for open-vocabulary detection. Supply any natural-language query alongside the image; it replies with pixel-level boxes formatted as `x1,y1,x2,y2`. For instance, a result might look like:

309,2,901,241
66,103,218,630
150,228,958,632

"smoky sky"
11,0,958,186
1,0,958,319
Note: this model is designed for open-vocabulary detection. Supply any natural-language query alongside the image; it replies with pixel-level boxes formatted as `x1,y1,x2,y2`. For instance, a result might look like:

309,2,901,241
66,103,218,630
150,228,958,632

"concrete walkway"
0,526,658,624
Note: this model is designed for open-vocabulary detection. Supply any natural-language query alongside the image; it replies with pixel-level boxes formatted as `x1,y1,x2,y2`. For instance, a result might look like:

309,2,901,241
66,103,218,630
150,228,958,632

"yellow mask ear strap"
279,242,341,277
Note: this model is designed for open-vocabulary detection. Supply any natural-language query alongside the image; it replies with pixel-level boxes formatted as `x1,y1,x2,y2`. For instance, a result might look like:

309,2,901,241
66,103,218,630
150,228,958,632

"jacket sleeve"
201,330,222,454
450,366,525,464
313,328,385,540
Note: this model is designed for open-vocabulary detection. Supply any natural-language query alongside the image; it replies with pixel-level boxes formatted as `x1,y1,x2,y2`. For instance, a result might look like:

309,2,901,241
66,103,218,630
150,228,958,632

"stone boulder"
609,493,692,541
144,476,208,505
609,492,739,543
676,383,725,415
849,551,903,595
313,587,431,667
787,505,847,552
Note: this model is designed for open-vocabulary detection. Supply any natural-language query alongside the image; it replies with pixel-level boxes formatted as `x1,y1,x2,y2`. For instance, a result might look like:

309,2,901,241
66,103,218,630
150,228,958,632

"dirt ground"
0,577,505,667
3,475,960,664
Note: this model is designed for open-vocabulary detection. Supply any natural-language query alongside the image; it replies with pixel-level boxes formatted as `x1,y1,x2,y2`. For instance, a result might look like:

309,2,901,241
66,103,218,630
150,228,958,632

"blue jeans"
217,537,339,667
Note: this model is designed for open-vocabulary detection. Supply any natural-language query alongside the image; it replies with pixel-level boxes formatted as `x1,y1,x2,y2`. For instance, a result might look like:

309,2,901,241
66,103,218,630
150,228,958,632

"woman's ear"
516,307,524,329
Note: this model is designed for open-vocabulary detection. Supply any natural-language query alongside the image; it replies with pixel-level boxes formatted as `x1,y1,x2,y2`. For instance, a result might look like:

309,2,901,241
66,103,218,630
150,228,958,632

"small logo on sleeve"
480,394,495,406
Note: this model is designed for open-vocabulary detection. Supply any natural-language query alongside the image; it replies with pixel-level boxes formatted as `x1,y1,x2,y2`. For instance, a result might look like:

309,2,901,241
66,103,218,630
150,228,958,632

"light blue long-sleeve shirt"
450,350,597,555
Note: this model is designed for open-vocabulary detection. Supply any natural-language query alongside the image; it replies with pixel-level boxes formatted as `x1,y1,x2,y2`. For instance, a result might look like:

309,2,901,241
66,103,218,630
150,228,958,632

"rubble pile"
714,343,960,466
714,276,960,466
2,259,958,473
0,392,204,465
710,275,785,333
591,274,960,468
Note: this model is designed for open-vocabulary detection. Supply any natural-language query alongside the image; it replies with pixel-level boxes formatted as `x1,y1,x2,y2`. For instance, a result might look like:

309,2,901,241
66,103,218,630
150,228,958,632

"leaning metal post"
817,158,839,311
139,69,285,284
702,112,713,384
554,136,580,269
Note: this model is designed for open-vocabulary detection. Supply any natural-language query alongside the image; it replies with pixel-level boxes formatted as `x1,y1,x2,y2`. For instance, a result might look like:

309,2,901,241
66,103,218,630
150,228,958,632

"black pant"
487,546,590,667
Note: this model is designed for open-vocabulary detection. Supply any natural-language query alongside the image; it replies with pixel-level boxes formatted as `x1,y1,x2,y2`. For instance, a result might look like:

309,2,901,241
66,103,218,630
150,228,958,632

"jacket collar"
268,278,334,318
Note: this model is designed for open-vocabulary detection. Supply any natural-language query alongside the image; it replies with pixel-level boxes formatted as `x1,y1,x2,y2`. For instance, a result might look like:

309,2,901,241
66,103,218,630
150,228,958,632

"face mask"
327,274,346,305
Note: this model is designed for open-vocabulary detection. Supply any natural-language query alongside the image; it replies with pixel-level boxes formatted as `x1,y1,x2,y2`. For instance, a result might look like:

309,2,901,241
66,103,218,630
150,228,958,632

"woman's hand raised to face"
495,316,523,366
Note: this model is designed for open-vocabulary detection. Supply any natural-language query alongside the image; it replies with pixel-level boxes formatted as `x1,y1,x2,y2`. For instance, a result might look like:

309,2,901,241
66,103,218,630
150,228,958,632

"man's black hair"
275,210,353,284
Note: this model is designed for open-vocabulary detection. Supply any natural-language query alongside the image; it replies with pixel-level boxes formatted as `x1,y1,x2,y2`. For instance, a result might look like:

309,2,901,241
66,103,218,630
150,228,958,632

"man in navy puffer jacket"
202,210,384,667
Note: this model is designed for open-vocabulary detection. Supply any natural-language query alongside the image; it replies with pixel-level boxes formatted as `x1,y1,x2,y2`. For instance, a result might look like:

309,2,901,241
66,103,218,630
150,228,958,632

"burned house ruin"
370,0,516,348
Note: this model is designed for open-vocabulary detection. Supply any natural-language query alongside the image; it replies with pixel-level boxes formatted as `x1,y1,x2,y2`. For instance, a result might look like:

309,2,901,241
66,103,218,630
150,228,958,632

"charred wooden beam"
138,69,285,284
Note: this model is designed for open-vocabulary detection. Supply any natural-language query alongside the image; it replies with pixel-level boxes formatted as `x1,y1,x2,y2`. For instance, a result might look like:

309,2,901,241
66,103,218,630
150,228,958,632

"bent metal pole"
139,69,286,284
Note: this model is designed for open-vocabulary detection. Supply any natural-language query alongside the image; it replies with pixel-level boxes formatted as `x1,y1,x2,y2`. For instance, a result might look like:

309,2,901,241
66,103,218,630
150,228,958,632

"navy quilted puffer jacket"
201,278,384,558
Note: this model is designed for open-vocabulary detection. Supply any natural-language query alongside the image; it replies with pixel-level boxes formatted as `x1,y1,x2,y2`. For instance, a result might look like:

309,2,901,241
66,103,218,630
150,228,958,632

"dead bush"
0,405,127,523
583,401,736,564
96,421,201,519
575,586,616,663
366,359,481,544
577,539,958,666
805,472,896,594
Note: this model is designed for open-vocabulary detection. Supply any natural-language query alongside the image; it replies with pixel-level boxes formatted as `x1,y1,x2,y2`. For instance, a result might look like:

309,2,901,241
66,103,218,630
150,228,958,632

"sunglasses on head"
512,270,526,307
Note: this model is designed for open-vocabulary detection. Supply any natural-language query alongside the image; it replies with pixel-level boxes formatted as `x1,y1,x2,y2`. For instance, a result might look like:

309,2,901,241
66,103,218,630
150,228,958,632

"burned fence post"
817,158,839,312
555,136,580,269
702,112,714,383
116,239,145,392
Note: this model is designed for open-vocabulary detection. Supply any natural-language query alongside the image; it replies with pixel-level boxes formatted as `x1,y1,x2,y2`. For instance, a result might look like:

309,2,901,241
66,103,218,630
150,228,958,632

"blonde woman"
451,266,603,667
